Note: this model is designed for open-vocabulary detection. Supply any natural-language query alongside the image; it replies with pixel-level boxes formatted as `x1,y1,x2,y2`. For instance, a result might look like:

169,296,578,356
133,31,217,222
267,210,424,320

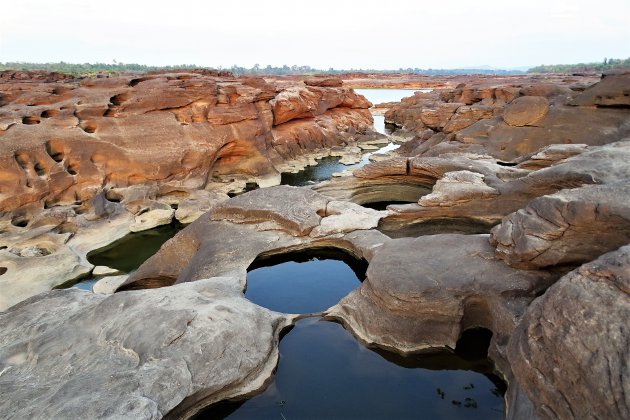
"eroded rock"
508,245,630,419
328,234,555,356
0,278,291,419
491,185,630,269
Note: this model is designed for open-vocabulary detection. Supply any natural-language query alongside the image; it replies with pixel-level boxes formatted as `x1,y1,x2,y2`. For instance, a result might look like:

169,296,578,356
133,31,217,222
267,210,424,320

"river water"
73,88,506,419
281,88,420,187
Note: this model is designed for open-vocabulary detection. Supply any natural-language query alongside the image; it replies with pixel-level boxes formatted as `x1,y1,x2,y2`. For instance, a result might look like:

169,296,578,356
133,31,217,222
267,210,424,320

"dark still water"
87,224,181,273
245,249,367,314
198,319,505,420
280,156,351,187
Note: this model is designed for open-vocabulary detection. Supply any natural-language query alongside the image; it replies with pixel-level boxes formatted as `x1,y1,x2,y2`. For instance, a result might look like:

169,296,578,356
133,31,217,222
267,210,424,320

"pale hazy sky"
1,0,629,69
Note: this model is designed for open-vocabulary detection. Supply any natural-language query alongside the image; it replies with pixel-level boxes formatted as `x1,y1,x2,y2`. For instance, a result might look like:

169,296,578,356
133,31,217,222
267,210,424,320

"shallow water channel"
280,89,416,187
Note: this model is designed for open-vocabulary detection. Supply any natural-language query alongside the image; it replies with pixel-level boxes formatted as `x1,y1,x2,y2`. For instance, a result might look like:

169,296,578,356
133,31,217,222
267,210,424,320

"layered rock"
327,234,556,359
0,71,373,216
491,185,630,269
2,70,630,420
385,73,630,161
117,186,387,292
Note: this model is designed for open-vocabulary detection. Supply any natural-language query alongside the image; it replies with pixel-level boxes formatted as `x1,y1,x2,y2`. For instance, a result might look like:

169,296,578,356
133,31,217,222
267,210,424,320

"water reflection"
87,223,182,273
245,248,367,314
198,319,505,420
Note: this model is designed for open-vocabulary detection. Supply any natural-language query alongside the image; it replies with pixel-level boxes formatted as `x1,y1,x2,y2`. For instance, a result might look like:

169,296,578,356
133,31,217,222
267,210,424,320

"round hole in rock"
81,122,97,133
34,163,46,177
66,165,78,175
41,109,59,118
245,248,367,314
22,116,40,125
11,216,29,228
0,267,7,276
196,319,505,419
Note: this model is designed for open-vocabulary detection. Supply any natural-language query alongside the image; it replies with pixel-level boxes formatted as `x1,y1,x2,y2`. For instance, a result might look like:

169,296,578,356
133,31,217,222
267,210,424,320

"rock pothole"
245,247,367,314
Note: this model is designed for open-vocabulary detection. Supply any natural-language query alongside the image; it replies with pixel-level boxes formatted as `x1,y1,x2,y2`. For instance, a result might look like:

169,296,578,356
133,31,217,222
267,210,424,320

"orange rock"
0,71,372,214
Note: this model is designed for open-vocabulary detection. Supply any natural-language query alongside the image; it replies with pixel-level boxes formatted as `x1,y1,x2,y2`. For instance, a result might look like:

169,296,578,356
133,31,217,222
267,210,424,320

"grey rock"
508,245,630,419
0,278,291,419
491,185,630,269
328,234,556,358
211,186,328,236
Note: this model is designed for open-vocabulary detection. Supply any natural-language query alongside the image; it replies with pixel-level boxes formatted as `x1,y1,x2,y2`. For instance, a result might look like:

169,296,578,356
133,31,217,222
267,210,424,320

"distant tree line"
528,57,630,73
0,61,528,77
0,61,204,76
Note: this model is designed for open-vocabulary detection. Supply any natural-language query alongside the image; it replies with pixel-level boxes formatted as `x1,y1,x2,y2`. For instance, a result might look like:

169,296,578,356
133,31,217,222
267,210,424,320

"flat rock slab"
211,186,328,236
0,278,290,419
508,245,630,420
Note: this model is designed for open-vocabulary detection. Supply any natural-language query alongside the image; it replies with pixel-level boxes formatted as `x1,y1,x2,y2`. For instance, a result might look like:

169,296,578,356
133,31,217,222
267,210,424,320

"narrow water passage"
280,89,424,187
198,319,505,420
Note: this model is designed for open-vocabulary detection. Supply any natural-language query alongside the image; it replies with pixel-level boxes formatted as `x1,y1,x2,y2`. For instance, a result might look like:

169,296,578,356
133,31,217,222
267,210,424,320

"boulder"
502,96,549,127
92,274,129,294
328,234,555,354
491,185,630,269
304,76,343,87
211,186,328,236
508,245,630,419
570,70,630,107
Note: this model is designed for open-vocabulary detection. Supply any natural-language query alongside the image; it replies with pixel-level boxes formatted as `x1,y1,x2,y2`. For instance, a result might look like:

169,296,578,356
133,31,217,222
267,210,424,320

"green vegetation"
528,57,630,73
0,61,204,76
0,61,525,77
5,58,628,77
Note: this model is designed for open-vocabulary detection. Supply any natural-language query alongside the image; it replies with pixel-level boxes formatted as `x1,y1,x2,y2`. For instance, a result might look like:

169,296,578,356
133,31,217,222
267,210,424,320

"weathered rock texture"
117,187,386,292
491,185,630,269
0,70,372,215
327,234,556,365
2,71,630,420
0,278,292,419
508,246,630,419
385,72,630,161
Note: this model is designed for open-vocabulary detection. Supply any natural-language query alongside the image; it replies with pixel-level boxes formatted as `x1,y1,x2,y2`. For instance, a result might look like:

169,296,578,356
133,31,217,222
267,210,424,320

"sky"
1,0,629,70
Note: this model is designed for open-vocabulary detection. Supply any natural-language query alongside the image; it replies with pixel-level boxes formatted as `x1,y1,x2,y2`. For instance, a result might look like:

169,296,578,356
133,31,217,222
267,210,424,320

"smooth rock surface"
211,186,328,236
328,234,556,356
0,278,291,419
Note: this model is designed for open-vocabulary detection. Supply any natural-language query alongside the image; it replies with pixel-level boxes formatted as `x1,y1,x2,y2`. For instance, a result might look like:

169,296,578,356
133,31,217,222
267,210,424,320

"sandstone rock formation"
1,70,629,420
327,234,556,357
0,70,373,217
385,72,630,161
491,185,630,269
0,278,292,419
508,245,630,419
